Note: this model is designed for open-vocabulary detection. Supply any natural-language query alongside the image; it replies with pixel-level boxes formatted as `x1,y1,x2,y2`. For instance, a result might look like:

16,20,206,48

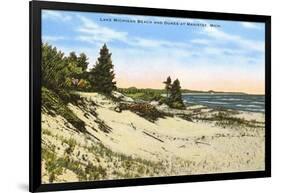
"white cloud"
43,12,264,57
202,25,264,52
106,13,195,24
76,15,192,52
71,15,264,73
190,39,210,45
129,37,189,49
77,16,128,44
42,10,72,22
241,22,262,29
76,15,262,60
43,35,66,42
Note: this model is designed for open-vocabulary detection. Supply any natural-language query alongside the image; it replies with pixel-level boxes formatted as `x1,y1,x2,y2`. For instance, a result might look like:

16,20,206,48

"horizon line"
117,86,265,95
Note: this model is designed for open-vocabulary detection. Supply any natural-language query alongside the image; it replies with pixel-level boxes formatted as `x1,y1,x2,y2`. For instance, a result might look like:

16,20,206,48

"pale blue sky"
42,10,265,94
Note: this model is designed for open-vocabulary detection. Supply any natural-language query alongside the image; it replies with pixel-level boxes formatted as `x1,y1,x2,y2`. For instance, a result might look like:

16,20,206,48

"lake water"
182,94,265,113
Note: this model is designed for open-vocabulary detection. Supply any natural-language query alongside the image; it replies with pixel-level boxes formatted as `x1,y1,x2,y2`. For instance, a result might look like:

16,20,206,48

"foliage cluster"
119,103,172,122
163,76,185,109
42,43,116,94
42,87,86,132
118,87,164,101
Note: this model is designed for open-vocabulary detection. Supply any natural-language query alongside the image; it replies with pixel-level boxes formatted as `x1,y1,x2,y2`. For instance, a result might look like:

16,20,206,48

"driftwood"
195,141,210,146
143,131,164,143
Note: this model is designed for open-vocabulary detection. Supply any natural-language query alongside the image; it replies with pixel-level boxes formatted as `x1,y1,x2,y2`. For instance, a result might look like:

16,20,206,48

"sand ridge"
41,91,265,183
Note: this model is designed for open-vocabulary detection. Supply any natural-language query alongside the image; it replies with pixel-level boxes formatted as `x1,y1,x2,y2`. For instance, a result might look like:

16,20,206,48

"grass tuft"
42,87,86,132
119,103,172,122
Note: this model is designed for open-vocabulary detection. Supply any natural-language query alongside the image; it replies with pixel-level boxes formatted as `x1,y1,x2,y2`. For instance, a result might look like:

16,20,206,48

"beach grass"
42,87,86,132
41,91,265,183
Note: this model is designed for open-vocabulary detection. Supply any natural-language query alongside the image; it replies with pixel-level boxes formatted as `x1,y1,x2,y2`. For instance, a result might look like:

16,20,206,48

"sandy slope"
41,91,265,183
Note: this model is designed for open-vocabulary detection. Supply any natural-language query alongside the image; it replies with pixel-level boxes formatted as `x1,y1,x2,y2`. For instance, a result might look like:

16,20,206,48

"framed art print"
30,1,271,192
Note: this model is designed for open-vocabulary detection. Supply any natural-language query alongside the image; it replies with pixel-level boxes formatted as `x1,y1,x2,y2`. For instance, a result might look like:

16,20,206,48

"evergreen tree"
42,43,68,89
163,76,172,98
89,44,116,94
170,79,184,108
77,53,89,72
68,52,78,64
76,53,89,80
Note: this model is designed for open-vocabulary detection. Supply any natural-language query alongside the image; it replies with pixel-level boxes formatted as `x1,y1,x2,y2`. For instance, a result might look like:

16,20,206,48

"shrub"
42,87,86,132
119,103,171,122
42,148,63,183
85,162,107,180
169,101,185,109
77,79,91,90
64,138,77,155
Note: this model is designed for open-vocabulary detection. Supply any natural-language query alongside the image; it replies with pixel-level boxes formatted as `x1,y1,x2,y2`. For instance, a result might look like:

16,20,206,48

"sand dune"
41,91,265,183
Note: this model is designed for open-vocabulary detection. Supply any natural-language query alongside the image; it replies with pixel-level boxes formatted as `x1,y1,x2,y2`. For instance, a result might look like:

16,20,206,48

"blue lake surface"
182,94,265,113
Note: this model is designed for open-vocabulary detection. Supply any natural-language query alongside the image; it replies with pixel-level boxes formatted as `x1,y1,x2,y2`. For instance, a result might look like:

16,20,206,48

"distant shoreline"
118,87,264,96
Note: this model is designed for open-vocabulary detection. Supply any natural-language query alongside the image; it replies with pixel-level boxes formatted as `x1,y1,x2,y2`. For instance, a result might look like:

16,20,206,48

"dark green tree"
68,52,78,64
42,43,67,89
169,79,184,109
163,76,172,98
42,44,83,90
76,53,89,81
89,44,116,94
64,51,83,87
77,53,89,72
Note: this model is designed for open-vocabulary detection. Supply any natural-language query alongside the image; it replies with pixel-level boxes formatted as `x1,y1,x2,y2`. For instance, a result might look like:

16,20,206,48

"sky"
42,10,265,94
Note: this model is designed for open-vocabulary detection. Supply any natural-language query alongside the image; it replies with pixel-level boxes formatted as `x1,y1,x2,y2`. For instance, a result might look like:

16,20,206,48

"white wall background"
0,0,279,192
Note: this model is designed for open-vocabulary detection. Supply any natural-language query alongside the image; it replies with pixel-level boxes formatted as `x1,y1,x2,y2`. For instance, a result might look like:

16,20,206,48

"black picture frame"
30,0,271,192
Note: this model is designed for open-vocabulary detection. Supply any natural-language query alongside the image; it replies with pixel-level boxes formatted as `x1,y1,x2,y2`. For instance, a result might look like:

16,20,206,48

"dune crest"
41,91,265,183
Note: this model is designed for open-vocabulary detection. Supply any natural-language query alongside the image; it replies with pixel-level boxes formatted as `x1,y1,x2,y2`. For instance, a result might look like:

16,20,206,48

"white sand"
41,92,265,183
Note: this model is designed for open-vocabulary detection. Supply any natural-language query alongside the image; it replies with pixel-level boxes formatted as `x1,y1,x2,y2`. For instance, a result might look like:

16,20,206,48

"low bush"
42,87,86,132
119,103,171,122
169,101,186,109
42,147,63,183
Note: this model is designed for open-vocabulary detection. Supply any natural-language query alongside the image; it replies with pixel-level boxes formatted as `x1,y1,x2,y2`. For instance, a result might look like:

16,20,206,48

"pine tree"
77,53,89,72
163,76,172,98
77,53,89,80
89,44,116,94
170,79,184,108
42,43,68,89
68,52,78,64
65,51,83,86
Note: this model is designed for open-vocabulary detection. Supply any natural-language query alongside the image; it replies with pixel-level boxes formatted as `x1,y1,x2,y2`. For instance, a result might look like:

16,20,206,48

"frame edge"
29,1,272,192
